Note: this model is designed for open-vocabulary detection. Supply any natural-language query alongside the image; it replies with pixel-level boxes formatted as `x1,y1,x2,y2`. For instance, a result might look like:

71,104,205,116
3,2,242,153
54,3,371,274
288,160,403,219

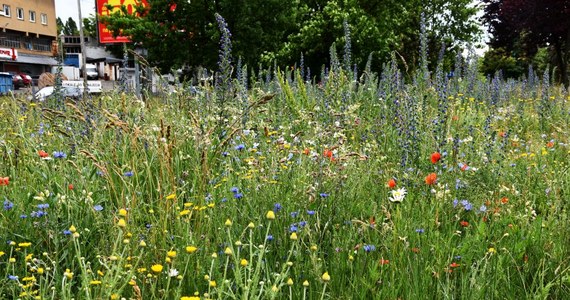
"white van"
85,64,99,80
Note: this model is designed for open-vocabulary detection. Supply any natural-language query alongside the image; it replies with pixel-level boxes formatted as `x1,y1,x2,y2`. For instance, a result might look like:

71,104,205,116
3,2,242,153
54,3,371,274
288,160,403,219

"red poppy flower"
323,149,333,158
500,197,509,204
430,152,441,164
379,259,390,265
425,173,437,185
459,220,469,227
387,178,396,189
449,262,460,268
546,141,554,148
302,148,310,155
38,150,49,158
68,184,74,190
0,177,9,186
411,247,420,253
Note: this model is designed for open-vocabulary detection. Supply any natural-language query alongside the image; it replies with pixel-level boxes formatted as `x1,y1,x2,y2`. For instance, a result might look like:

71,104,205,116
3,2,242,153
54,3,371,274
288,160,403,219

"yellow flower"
167,250,177,258
209,280,217,287
37,268,44,275
118,209,128,217
488,247,496,254
129,279,136,286
166,193,177,200
117,218,127,228
248,222,255,229
225,219,233,227
0,251,4,257
64,269,73,279
240,259,248,267
69,225,77,233
287,278,293,286
181,297,201,300
179,210,191,216
110,294,119,300
151,264,163,273
224,247,233,256
139,240,147,247
186,246,198,254
90,280,102,285
18,242,32,248
9,257,16,263
322,272,331,282
310,245,317,251
290,232,298,240
266,210,275,220
302,280,309,287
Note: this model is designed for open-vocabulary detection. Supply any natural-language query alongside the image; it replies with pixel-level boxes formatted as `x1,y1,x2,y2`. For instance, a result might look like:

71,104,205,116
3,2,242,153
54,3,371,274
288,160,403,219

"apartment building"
0,0,58,76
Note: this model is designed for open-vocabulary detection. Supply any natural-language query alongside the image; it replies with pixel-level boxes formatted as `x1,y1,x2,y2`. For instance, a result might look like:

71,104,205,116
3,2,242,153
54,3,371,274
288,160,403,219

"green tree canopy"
100,0,482,77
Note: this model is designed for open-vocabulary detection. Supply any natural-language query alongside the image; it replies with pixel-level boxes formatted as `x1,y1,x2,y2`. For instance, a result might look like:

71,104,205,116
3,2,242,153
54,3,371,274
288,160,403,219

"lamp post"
77,0,88,99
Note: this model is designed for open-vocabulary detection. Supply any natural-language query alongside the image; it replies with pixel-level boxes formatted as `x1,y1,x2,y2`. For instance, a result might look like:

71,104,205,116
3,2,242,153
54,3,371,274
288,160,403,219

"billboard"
97,0,149,44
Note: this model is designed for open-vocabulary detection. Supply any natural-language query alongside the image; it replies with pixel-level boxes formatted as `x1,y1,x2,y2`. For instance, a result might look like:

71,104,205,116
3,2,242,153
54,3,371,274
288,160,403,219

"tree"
82,15,98,38
56,17,65,35
63,17,79,36
482,0,570,85
100,0,482,77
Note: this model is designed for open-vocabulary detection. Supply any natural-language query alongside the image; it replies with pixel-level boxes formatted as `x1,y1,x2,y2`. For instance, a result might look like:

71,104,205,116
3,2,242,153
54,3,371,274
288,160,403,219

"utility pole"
77,0,88,99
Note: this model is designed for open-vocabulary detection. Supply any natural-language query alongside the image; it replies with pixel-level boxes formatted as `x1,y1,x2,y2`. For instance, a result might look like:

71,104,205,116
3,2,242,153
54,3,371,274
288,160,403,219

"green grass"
0,68,569,299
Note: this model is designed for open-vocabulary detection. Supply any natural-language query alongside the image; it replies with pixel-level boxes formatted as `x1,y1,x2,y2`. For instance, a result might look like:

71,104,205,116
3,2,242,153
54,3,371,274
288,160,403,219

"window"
29,11,36,22
16,8,23,20
40,13,47,25
2,5,10,17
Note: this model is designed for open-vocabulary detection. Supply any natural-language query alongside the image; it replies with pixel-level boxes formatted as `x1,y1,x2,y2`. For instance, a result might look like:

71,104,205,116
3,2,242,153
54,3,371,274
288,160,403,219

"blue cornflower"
53,151,67,159
222,151,229,157
20,214,27,219
415,228,425,233
307,210,316,216
93,205,103,211
273,203,282,212
234,144,245,151
62,229,72,235
233,193,243,199
221,197,228,203
230,187,239,194
35,210,47,217
290,211,299,218
363,244,376,252
479,204,487,213
460,200,473,211
3,200,13,210
453,199,459,208
8,275,18,280
123,171,134,177
289,224,298,232
319,193,329,198
266,235,274,241
37,203,49,210
298,221,307,227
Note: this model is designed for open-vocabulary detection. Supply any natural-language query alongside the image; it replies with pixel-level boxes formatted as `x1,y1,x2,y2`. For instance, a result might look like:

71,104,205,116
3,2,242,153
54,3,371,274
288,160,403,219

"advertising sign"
0,48,17,60
97,0,149,44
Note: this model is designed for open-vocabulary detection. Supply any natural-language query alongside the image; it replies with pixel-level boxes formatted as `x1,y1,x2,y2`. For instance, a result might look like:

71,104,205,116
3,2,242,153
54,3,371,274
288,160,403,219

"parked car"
11,74,23,89
19,73,32,87
30,86,83,102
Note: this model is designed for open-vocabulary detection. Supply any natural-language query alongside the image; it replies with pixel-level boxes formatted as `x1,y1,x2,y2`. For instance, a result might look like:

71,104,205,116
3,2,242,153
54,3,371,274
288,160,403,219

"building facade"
0,0,58,76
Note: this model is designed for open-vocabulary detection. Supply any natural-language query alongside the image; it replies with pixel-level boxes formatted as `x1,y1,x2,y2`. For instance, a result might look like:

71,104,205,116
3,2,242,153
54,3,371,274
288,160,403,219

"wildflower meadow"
1,23,570,300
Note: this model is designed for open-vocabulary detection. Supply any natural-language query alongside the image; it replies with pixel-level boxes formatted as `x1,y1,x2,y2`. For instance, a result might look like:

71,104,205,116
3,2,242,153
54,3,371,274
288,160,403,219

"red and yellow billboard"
97,0,149,44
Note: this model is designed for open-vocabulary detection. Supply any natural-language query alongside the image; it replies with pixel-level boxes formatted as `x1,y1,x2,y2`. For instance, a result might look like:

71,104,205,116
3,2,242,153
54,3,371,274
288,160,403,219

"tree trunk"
554,38,569,88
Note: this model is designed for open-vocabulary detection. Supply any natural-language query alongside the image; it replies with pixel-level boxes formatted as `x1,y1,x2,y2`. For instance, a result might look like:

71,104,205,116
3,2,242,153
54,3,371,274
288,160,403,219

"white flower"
168,268,179,277
389,187,407,203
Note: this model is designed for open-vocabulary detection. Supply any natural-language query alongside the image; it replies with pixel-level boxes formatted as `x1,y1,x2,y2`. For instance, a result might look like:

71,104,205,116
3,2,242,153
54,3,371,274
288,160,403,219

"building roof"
15,54,58,66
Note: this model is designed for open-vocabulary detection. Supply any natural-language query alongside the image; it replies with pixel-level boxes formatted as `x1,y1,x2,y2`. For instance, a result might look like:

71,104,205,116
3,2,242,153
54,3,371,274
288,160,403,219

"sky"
55,0,96,23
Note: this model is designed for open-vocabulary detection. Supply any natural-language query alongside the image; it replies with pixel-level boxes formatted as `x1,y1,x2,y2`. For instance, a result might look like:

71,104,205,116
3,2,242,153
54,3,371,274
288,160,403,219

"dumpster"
0,72,13,95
